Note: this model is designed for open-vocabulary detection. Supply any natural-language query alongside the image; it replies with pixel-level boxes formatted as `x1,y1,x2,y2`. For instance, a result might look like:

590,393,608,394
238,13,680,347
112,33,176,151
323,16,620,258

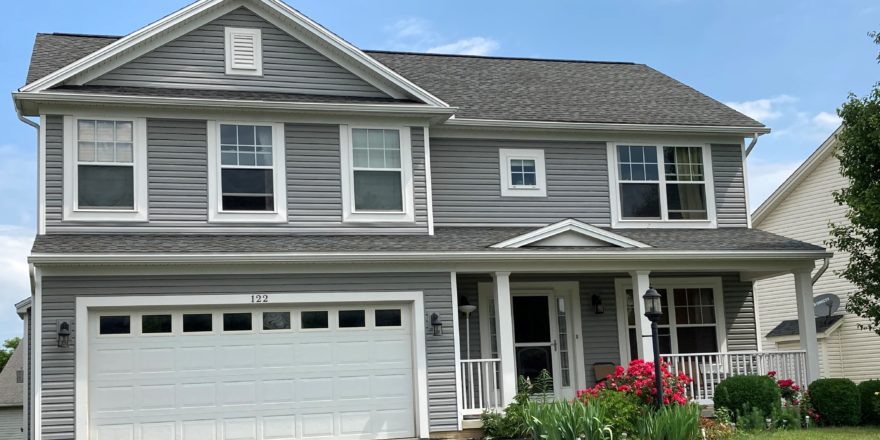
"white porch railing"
460,359,502,416
663,350,807,404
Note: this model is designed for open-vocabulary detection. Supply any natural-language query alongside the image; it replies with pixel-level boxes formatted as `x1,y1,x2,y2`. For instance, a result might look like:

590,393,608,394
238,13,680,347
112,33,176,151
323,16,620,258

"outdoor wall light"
431,313,443,336
591,294,605,315
57,320,71,348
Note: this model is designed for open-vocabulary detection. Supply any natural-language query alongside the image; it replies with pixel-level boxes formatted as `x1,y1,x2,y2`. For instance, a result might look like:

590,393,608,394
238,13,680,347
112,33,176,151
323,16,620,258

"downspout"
745,133,762,156
812,258,830,285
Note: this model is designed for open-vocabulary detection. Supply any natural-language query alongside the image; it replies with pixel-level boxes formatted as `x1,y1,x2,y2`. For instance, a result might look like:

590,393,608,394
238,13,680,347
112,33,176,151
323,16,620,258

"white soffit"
491,219,651,249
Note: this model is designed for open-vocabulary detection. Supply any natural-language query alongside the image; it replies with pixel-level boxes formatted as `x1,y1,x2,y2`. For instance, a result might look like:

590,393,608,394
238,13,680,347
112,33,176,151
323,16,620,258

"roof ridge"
44,32,123,39
365,49,638,65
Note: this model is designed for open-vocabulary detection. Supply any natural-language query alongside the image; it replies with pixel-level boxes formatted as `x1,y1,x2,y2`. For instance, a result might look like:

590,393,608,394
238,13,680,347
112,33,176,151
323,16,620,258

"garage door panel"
89,304,416,440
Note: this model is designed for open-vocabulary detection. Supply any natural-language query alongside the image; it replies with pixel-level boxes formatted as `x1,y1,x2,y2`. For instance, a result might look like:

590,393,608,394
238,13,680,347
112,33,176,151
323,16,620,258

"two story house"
13,0,830,439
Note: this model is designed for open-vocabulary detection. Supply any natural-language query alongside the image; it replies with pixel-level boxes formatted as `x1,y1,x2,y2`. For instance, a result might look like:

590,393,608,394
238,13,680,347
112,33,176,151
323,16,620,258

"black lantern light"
430,313,443,336
591,294,605,315
57,321,71,348
642,288,664,408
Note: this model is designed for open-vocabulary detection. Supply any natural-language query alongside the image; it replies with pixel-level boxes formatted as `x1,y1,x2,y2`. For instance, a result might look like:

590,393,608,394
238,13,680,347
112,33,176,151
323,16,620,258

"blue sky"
0,0,877,341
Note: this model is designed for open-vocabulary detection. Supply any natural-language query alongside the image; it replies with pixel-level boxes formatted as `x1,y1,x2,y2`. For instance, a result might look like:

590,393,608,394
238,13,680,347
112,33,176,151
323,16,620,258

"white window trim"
62,115,148,222
498,148,547,197
340,125,415,223
224,27,263,76
614,277,727,364
207,121,287,223
607,142,717,229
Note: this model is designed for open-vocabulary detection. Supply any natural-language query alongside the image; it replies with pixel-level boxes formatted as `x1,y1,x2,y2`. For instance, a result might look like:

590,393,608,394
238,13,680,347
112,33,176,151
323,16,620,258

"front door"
511,294,576,398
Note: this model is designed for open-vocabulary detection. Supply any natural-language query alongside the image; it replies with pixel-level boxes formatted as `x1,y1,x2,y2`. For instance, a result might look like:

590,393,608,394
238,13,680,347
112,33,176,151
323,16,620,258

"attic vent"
225,27,263,76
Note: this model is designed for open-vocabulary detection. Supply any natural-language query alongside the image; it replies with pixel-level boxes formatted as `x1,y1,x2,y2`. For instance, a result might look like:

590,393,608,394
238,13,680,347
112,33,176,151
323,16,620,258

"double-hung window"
341,126,414,222
611,144,715,227
208,121,286,222
617,278,726,362
499,148,547,197
63,116,147,221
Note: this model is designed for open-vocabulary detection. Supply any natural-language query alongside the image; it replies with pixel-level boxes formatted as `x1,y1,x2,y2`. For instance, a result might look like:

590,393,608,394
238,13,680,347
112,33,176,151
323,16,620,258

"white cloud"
725,95,796,122
812,111,842,129
748,159,803,209
0,225,34,342
383,17,500,56
427,37,500,56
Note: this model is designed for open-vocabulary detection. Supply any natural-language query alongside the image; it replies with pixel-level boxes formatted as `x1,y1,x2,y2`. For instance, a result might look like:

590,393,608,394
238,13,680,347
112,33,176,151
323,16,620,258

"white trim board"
491,219,651,249
74,291,431,440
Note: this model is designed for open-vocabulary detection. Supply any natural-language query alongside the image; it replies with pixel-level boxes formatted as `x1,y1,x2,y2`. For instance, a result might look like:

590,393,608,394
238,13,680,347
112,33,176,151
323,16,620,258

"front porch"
452,270,819,418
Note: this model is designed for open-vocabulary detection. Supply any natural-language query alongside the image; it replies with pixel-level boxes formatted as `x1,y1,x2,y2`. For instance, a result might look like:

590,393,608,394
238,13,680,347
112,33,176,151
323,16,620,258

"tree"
828,31,880,334
0,337,21,372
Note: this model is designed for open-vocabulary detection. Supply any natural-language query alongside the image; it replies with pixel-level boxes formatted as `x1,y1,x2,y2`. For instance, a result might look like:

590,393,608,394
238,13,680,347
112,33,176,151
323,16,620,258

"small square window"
223,313,253,331
499,149,546,197
100,316,130,335
142,315,172,334
339,310,366,328
183,314,213,333
301,311,328,329
375,309,402,327
263,312,291,330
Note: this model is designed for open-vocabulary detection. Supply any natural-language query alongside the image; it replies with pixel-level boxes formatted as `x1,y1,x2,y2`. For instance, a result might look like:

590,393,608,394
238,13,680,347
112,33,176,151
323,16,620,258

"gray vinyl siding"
455,272,755,385
44,115,63,224
88,7,388,98
0,407,24,440
43,117,429,233
431,138,611,225
39,272,457,438
712,144,748,228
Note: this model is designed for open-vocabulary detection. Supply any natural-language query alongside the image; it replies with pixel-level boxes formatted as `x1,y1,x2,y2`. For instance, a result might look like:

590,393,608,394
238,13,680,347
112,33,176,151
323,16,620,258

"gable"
86,7,389,98
491,219,651,249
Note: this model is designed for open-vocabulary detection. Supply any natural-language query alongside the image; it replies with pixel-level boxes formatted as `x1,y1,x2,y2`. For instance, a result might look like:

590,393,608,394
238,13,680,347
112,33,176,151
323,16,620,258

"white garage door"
87,304,416,440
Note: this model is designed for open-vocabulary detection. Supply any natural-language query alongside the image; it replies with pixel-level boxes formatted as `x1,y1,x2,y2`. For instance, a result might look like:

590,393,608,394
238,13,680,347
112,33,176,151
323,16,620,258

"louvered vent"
225,27,263,76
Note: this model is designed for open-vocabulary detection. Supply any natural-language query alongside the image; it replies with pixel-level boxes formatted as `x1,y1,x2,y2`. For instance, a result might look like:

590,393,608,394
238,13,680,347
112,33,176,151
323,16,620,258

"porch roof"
32,226,823,255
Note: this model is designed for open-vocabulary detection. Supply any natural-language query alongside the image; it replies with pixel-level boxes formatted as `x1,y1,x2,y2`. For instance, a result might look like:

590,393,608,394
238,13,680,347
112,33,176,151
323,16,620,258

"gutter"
812,257,830,285
28,249,832,265
745,132,763,156
445,117,772,136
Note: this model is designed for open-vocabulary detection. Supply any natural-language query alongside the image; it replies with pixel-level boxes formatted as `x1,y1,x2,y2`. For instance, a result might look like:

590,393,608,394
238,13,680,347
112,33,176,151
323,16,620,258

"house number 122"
251,294,269,303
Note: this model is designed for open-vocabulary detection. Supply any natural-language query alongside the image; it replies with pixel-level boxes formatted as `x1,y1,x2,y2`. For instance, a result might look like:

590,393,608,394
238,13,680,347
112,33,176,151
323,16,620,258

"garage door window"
142,315,172,334
301,311,328,329
262,311,291,330
376,309,402,327
100,316,131,335
183,313,213,333
223,312,252,331
339,310,366,328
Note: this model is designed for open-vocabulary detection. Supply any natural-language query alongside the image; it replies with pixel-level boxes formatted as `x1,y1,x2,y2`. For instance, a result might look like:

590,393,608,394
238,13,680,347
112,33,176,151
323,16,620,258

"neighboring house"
13,0,830,439
753,128,880,383
0,343,25,440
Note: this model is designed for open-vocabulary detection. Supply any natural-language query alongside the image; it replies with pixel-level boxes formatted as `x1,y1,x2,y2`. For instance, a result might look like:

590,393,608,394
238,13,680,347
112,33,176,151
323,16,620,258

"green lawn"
735,427,880,439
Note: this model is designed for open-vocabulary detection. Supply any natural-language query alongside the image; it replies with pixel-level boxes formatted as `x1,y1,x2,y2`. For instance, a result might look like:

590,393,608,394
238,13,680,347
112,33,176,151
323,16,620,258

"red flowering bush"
576,359,693,406
769,371,802,406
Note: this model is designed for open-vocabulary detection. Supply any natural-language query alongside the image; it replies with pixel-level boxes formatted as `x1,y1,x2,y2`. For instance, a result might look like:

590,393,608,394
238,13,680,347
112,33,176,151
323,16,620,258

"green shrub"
583,389,642,435
636,403,701,440
481,377,532,439
858,379,880,425
774,404,802,430
522,400,613,440
808,378,861,426
714,375,781,419
735,405,769,432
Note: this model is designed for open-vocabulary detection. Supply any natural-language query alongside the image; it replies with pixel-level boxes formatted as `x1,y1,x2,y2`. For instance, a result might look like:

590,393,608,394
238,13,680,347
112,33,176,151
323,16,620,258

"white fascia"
491,219,651,249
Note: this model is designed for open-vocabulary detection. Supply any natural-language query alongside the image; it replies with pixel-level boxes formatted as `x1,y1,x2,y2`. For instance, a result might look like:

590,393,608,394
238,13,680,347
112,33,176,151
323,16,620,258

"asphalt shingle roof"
49,85,419,104
766,315,844,338
0,345,23,407
24,33,764,128
31,227,823,254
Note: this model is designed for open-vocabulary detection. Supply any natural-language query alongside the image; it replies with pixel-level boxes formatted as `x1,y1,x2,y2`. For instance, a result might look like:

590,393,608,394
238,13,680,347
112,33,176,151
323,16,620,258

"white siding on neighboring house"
754,151,880,382
0,407,23,440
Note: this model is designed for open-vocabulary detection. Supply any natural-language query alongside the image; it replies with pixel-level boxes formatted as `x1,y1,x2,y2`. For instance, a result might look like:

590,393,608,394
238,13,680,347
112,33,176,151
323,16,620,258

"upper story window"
225,27,263,76
340,126,414,223
499,148,547,197
63,116,148,222
207,121,287,223
609,143,716,228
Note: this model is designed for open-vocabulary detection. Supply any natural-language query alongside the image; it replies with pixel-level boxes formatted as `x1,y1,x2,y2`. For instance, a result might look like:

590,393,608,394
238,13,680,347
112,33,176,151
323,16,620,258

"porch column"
493,272,518,406
630,270,654,360
794,270,821,383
